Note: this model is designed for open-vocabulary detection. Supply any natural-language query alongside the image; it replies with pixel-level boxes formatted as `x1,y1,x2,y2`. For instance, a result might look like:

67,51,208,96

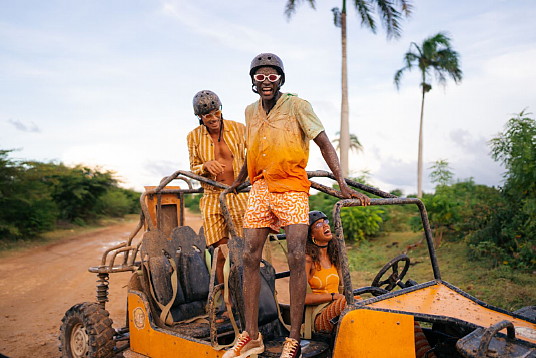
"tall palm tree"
285,0,412,177
333,131,363,153
394,32,463,198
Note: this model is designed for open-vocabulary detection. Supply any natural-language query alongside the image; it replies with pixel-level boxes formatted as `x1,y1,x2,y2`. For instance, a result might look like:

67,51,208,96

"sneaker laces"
232,332,251,353
280,338,299,358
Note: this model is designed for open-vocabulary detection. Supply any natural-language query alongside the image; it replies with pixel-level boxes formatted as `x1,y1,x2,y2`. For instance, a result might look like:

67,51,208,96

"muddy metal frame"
88,169,440,312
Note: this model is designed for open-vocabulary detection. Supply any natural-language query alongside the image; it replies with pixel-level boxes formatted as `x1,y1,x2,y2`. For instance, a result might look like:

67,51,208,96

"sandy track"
0,211,289,358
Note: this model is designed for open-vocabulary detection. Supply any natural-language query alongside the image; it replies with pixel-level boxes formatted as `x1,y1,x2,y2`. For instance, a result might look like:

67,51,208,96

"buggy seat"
139,226,210,325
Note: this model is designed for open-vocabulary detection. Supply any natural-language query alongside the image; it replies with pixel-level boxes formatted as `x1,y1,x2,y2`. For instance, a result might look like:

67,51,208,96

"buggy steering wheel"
371,254,410,292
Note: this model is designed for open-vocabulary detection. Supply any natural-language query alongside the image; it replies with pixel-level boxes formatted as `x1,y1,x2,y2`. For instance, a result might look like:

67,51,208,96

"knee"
243,250,261,269
287,250,305,269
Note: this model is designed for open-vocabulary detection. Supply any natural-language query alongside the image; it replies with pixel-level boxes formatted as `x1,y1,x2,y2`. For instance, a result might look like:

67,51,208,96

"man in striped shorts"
187,90,248,293
224,54,370,358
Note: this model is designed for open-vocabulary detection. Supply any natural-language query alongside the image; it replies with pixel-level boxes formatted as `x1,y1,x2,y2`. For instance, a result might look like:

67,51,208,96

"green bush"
0,149,141,241
46,165,116,222
95,188,134,217
340,206,384,242
468,111,536,269
308,182,385,243
412,179,501,243
0,153,59,239
183,193,201,213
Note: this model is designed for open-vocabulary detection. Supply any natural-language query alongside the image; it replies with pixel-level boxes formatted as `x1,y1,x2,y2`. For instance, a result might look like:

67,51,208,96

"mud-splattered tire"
59,302,115,358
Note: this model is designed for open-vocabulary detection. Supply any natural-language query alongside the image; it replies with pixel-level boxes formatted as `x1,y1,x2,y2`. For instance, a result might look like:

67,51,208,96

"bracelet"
331,292,335,301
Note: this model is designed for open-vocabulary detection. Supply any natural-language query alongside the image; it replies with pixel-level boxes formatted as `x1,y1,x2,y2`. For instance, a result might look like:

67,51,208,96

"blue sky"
1,0,535,194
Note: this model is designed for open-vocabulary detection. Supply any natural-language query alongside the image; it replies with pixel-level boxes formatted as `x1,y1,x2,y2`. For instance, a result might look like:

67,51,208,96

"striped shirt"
187,119,247,245
187,119,246,193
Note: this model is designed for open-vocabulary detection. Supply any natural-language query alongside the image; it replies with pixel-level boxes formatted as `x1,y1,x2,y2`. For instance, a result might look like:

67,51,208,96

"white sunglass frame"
253,73,282,82
200,109,222,120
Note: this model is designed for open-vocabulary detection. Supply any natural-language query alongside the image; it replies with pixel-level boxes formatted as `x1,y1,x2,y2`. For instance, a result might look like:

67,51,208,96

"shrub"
468,111,536,269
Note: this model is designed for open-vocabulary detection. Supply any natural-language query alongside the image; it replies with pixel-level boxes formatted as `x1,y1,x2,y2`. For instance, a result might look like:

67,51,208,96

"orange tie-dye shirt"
245,93,324,193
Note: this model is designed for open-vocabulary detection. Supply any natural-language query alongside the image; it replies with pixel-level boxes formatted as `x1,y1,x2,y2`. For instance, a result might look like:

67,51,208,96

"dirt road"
0,211,289,358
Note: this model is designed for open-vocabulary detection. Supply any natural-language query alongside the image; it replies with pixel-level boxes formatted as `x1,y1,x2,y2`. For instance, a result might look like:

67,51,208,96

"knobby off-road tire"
59,302,115,358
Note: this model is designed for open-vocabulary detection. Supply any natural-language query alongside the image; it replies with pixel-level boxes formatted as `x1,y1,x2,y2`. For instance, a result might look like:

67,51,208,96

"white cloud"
7,119,40,133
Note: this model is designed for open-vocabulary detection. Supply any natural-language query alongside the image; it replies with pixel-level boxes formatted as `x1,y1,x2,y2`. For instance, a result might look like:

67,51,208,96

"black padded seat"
140,226,210,324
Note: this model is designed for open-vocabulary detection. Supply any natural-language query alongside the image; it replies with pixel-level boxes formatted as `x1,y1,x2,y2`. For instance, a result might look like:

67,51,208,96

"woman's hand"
333,293,345,300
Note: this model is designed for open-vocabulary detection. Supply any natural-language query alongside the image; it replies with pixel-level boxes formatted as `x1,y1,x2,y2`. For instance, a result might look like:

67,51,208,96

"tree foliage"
0,150,140,240
415,179,502,245
429,159,454,186
394,32,463,91
394,32,463,198
332,132,363,154
468,111,536,269
308,177,385,243
47,165,116,223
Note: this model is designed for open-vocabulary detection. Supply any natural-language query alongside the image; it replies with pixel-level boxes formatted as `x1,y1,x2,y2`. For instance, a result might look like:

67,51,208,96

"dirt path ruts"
0,211,289,358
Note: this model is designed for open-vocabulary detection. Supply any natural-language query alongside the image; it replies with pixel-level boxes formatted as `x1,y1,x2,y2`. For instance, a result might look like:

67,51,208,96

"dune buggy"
59,169,536,357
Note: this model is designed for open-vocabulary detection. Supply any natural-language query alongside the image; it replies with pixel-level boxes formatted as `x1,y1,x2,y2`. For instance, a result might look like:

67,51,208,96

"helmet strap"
217,117,224,142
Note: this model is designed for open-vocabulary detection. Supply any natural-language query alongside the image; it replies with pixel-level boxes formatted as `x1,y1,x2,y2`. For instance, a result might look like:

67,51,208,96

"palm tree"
394,32,463,198
285,0,412,177
333,131,363,153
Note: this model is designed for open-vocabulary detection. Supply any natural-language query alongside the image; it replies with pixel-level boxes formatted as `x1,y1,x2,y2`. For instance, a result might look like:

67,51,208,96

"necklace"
312,237,328,248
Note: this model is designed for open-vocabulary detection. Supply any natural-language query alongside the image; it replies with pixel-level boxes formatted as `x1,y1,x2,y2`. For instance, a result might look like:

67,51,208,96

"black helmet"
249,53,285,85
309,210,328,230
193,90,222,116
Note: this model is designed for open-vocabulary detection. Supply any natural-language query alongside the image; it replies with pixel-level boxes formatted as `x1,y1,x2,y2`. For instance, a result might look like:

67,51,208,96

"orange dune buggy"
59,169,536,357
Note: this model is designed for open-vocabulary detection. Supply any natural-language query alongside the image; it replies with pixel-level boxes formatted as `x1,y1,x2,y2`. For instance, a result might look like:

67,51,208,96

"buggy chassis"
59,169,536,358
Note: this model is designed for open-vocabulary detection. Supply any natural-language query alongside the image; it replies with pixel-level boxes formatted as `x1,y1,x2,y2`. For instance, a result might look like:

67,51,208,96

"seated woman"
304,210,348,333
305,210,436,358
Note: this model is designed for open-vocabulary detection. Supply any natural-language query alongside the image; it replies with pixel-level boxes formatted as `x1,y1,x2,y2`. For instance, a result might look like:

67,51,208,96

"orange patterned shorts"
243,179,309,231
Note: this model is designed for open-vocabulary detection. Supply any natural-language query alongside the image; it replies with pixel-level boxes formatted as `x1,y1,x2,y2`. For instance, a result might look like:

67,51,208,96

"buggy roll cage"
88,169,440,310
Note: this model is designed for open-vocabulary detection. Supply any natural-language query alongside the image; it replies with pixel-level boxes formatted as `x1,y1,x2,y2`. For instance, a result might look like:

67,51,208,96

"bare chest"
211,138,233,162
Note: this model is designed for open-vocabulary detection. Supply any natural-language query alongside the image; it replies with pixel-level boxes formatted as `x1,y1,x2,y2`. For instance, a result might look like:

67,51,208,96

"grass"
347,231,536,311
0,214,140,258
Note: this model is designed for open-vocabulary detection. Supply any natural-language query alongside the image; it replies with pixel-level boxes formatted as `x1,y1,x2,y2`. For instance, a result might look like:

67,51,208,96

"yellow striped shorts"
199,191,248,246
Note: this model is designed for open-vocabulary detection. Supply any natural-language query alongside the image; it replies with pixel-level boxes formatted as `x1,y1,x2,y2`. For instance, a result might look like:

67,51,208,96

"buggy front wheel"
59,302,115,358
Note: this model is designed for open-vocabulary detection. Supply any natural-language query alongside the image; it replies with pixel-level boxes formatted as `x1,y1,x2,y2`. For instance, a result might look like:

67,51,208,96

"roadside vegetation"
0,150,140,244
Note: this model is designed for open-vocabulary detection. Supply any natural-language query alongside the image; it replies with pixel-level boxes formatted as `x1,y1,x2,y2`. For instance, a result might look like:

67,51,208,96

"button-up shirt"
245,93,324,193
187,119,246,193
